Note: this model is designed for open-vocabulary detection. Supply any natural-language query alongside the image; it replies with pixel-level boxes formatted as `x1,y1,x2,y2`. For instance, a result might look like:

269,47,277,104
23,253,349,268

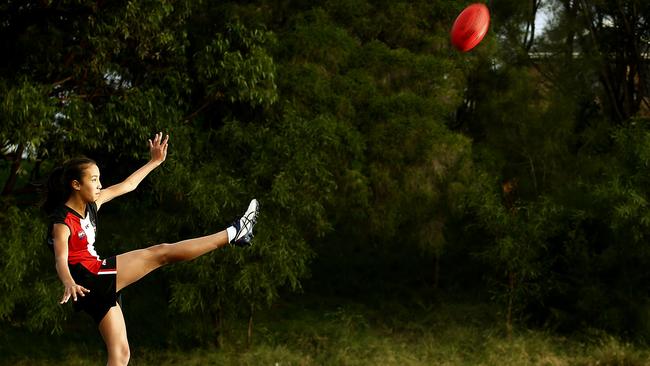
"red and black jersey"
47,202,103,274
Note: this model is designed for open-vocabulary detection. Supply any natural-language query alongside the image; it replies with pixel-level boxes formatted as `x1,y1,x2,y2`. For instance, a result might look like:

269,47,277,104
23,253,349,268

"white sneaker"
230,199,259,247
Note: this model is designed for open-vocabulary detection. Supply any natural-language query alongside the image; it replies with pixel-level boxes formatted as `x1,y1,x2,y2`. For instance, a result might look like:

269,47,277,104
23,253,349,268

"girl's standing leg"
98,304,130,366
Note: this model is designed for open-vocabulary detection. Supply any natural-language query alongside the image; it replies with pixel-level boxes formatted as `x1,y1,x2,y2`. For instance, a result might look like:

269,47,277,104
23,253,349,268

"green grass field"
3,297,649,365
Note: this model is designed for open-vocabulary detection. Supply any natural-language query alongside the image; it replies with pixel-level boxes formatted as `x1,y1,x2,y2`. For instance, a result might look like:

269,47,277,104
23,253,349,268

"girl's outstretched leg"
99,304,130,366
115,199,259,292
116,231,228,291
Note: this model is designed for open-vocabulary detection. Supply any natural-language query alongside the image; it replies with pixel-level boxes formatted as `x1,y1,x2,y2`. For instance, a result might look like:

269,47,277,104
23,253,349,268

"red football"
450,3,490,52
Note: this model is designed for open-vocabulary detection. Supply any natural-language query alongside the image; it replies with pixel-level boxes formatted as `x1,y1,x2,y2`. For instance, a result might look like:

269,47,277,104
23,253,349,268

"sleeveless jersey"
48,202,103,274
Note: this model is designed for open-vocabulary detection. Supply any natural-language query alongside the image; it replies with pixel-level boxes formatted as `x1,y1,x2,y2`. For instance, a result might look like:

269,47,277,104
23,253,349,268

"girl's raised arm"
96,132,169,210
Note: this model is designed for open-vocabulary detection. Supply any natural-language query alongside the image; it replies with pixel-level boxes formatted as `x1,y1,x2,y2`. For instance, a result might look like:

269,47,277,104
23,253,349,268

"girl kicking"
43,133,259,366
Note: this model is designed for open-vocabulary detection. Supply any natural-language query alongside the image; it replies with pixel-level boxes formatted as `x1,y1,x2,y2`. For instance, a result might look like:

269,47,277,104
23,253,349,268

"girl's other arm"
53,224,89,303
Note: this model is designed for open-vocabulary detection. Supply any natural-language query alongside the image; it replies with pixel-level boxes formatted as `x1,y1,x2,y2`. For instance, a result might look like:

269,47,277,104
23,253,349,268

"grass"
3,297,650,365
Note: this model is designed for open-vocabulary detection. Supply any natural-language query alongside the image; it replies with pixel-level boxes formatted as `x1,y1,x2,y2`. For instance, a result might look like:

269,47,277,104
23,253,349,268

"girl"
43,133,258,366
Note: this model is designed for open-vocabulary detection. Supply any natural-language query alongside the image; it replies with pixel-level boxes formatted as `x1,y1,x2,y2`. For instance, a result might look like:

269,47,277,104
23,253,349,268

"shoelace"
236,207,258,240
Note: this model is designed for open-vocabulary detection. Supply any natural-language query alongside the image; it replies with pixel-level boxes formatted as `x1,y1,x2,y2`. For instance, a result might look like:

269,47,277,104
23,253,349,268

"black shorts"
69,256,122,324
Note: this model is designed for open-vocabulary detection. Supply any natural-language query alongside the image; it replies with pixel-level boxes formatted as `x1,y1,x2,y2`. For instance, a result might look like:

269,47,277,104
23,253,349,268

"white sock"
226,226,237,243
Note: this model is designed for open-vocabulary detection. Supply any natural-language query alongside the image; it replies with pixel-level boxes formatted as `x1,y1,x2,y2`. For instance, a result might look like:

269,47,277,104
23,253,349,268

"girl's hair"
42,157,97,215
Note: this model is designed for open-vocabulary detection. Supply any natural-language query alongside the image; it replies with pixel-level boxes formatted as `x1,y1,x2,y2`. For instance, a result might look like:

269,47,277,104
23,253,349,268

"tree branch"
182,100,214,123
52,76,73,87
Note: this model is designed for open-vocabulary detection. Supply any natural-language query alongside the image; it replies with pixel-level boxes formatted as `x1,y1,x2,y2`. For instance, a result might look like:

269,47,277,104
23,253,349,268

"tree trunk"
212,307,223,348
30,159,42,182
506,271,515,340
247,304,254,348
432,254,439,290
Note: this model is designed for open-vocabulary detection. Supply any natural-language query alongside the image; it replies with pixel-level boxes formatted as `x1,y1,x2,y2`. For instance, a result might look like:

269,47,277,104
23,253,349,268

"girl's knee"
120,343,130,364
109,342,130,365
149,243,173,266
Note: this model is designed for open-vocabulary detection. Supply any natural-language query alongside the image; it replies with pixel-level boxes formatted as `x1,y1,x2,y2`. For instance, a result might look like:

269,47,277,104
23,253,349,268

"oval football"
451,3,490,52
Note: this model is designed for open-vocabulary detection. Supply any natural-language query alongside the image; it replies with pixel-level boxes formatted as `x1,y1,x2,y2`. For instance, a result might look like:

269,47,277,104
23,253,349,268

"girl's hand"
60,282,90,304
148,132,169,166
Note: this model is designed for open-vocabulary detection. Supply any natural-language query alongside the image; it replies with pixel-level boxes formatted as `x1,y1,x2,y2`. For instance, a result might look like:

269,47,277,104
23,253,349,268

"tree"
456,0,650,337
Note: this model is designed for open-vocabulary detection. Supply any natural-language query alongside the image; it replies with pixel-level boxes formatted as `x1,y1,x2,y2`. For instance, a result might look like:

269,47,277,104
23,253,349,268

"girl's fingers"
59,286,89,304
150,133,169,162
75,286,88,296
62,289,71,302
150,132,168,146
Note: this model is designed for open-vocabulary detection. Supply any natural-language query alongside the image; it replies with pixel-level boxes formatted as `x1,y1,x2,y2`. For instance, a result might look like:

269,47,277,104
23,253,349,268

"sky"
534,3,553,34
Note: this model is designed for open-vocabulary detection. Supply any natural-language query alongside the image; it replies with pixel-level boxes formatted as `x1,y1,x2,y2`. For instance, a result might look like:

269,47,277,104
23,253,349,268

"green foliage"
454,0,650,338
4,0,650,349
196,23,278,107
0,0,301,339
0,205,67,331
274,3,472,270
0,81,57,156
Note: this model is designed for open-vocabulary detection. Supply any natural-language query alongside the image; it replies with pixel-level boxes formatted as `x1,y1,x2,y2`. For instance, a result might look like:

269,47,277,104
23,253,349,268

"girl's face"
72,164,102,202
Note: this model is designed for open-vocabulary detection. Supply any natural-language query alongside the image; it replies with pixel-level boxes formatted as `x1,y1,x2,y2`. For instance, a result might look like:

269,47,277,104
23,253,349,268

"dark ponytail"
42,157,97,215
